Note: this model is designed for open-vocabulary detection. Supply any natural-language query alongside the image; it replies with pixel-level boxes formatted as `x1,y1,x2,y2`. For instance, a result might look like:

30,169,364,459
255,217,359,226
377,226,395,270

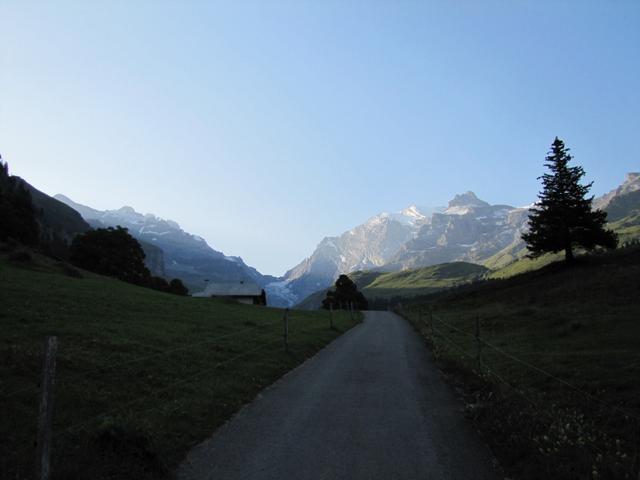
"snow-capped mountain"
55,172,639,308
55,195,277,295
271,193,532,306
387,192,529,271
279,174,640,307
266,205,441,306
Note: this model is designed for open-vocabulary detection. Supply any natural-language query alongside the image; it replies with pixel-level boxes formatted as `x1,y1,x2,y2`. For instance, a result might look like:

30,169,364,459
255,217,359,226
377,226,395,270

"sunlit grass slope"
352,262,488,300
0,252,359,479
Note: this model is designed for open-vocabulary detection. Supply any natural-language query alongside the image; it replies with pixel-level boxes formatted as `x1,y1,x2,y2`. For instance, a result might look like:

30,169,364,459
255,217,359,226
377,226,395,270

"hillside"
361,262,488,292
0,249,358,479
55,195,278,296
295,262,487,310
277,173,640,307
400,246,640,479
277,206,436,306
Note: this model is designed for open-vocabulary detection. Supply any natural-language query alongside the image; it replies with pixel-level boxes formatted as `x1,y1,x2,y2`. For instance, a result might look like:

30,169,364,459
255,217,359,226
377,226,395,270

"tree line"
70,226,188,295
1,156,188,296
0,158,40,246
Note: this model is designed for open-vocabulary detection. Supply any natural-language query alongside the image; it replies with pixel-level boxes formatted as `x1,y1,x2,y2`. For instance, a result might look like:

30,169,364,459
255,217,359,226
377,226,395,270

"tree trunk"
565,245,574,263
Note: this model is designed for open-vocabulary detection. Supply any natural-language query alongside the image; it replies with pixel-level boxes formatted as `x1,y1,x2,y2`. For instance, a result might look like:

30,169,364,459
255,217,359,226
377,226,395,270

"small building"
192,280,267,305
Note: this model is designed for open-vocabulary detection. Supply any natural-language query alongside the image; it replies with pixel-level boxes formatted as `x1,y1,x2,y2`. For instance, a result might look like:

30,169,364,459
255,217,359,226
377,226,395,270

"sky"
1,1,639,276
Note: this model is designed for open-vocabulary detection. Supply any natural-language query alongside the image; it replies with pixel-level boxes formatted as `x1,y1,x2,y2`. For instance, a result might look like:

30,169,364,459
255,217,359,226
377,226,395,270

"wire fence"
403,307,640,478
2,308,354,479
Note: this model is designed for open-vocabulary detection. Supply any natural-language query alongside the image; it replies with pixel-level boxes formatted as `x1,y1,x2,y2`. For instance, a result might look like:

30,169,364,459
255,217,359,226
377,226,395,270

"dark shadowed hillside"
401,246,640,479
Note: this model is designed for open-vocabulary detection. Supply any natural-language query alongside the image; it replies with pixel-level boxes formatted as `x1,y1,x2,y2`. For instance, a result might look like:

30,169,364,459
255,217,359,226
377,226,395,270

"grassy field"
361,262,487,291
486,252,562,279
400,246,640,479
296,262,488,310
0,251,359,480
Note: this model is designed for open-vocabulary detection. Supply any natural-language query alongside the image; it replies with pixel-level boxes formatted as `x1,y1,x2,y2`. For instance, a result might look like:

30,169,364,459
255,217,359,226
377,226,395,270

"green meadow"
0,252,359,479
401,246,640,479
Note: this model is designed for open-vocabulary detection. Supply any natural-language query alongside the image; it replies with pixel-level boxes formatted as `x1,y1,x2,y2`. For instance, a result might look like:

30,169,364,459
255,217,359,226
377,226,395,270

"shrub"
70,227,150,284
167,278,188,296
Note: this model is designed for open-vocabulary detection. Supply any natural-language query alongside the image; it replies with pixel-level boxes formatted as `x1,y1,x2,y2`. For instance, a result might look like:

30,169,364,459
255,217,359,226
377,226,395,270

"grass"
295,262,487,309
400,246,640,479
486,252,562,279
351,262,488,302
609,214,640,246
0,250,360,480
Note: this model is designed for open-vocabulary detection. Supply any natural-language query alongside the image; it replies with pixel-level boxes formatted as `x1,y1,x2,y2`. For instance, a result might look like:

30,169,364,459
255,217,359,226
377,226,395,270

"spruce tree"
522,137,617,263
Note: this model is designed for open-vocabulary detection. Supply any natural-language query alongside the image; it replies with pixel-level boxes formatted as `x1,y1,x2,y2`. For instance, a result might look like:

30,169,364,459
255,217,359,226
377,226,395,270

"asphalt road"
177,311,499,480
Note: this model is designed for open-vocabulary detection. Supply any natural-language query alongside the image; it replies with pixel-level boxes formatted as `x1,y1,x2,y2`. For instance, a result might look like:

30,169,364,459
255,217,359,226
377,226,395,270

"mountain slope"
280,193,528,306
593,172,640,211
284,173,640,308
272,206,438,306
55,195,277,296
15,178,91,255
387,193,529,271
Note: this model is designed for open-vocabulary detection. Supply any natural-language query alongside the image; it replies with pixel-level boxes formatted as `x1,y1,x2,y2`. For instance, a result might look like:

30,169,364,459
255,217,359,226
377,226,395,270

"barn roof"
192,281,263,298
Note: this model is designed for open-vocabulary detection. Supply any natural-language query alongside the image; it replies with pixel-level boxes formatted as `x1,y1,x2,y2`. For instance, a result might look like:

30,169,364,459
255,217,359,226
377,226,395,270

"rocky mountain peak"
443,192,490,215
401,205,427,220
447,191,489,208
593,172,640,211
625,172,640,185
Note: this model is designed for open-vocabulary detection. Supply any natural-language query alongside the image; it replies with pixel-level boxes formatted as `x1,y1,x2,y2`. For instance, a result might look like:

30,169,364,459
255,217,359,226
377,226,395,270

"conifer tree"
0,156,40,245
522,137,617,263
322,274,368,310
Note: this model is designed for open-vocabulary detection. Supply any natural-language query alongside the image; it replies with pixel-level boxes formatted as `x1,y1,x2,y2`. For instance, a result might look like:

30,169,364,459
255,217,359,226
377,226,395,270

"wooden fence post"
475,316,482,371
283,309,289,352
429,308,434,339
36,336,58,480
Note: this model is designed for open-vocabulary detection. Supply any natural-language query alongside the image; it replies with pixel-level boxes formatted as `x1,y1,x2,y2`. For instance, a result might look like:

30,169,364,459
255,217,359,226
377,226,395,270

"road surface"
177,311,499,480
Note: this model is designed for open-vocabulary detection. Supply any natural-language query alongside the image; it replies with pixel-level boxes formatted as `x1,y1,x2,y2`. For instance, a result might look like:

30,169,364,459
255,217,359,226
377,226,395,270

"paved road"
177,311,499,480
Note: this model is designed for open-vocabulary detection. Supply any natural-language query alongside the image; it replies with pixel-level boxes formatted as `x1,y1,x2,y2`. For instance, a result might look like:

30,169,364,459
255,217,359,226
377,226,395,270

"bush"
147,275,169,292
167,278,188,296
70,227,150,284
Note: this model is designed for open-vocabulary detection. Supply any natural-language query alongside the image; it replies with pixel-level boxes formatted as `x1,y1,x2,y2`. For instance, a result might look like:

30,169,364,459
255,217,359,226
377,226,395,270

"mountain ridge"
275,173,640,307
50,172,640,307
55,195,279,298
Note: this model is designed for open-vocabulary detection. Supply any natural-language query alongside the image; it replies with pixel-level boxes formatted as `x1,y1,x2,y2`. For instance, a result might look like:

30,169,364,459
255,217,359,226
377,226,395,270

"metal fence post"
36,336,58,480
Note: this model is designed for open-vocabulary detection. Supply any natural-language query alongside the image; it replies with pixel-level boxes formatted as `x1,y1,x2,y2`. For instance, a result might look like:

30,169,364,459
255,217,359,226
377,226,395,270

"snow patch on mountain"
264,280,298,306
444,206,471,215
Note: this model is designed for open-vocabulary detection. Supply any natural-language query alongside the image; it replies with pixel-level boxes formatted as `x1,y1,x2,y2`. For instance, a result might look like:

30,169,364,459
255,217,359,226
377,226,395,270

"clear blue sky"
2,1,639,276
